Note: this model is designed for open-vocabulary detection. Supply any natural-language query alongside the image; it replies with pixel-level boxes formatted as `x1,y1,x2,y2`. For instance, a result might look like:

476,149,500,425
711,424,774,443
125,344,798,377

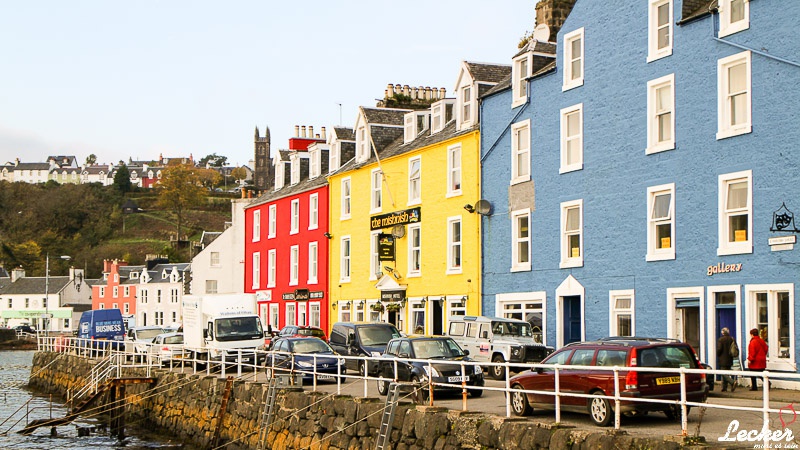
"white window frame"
309,193,319,230
308,242,318,284
718,0,750,38
646,74,675,154
309,147,320,179
447,144,462,197
717,51,752,140
289,245,299,286
370,169,382,213
252,252,260,290
274,162,285,190
560,104,583,173
512,53,532,107
206,280,218,294
745,283,795,372
560,199,584,268
286,303,296,326
496,292,548,346
431,102,444,134
268,204,277,238
647,0,673,62
340,236,351,283
511,120,531,184
459,84,474,129
562,28,584,91
329,141,340,172
609,290,636,337
252,210,261,242
446,216,462,274
404,112,416,143
408,223,421,277
341,177,351,220
124,286,130,297
290,199,300,234
370,231,381,280
267,249,276,288
309,302,321,328
290,157,300,185
511,208,532,272
408,156,421,205
646,183,676,261
210,252,220,267
356,125,369,162
718,170,753,255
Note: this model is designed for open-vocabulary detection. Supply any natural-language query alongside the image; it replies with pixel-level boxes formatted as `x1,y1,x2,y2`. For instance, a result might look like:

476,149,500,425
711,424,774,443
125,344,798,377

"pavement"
709,381,800,405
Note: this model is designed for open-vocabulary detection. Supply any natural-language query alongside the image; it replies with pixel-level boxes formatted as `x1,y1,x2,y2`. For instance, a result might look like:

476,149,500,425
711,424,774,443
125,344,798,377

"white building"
190,199,248,295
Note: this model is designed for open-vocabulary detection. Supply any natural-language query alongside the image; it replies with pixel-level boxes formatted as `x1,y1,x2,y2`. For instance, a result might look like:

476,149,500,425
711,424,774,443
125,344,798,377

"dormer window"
404,111,430,143
290,155,300,185
513,53,532,107
329,141,340,172
274,162,286,190
460,85,473,126
309,147,320,179
719,0,749,37
131,272,139,279
431,99,455,134
356,125,369,162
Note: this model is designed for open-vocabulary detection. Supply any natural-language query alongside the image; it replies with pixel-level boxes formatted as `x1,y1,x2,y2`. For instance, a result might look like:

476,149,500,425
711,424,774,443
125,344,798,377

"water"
0,350,188,449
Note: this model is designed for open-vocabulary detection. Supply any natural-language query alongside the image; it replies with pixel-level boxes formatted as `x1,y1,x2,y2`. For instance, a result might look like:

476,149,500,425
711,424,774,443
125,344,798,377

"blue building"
480,0,800,384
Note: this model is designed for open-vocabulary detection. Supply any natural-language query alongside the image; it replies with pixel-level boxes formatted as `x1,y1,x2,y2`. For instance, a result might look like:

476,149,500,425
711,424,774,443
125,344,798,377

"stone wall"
30,352,695,449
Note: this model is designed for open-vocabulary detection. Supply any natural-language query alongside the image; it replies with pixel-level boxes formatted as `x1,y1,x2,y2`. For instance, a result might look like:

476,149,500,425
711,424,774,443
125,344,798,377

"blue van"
77,309,126,353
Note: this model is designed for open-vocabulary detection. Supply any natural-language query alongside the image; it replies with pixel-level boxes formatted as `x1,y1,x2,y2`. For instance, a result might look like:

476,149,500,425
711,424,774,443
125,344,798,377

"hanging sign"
378,234,395,261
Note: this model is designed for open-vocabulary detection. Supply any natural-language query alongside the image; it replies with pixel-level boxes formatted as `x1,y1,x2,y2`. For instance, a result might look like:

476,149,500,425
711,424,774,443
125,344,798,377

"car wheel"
468,388,483,398
411,376,429,403
377,378,390,396
510,384,531,416
358,361,367,377
588,392,613,427
490,355,506,380
664,405,691,421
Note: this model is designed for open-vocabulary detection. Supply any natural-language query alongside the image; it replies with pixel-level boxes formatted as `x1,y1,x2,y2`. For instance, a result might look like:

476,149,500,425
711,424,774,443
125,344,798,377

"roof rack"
598,336,682,343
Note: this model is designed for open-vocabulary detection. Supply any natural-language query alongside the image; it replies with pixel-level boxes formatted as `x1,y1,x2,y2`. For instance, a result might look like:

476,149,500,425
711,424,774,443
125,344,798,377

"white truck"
182,294,266,368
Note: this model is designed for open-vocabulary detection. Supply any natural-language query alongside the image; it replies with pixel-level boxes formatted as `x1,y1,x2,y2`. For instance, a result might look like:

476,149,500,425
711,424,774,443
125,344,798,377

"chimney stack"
294,125,300,137
11,267,24,282
309,126,314,138
439,87,446,99
535,0,577,42
321,126,327,140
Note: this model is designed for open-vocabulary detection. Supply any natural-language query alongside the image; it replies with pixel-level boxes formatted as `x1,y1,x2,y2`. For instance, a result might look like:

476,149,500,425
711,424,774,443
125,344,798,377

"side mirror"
463,349,470,356
203,329,210,339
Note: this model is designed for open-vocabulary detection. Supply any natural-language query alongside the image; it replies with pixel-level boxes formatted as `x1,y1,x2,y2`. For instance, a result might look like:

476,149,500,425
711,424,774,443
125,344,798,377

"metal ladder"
256,376,279,450
376,383,402,450
71,353,118,406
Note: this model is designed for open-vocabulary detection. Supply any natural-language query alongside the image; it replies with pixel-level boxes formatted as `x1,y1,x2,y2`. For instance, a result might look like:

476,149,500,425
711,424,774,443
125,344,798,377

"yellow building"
327,63,510,335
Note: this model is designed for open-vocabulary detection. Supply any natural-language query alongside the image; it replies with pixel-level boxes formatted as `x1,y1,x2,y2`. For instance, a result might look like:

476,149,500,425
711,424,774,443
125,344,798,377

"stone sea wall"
30,352,697,449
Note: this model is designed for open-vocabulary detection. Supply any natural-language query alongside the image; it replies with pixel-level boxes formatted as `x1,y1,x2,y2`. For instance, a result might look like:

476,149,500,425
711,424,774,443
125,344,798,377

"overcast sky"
0,1,536,168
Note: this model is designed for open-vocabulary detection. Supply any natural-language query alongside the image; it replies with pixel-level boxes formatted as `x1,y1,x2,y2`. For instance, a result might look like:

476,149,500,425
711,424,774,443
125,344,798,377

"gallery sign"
370,207,421,231
707,262,743,277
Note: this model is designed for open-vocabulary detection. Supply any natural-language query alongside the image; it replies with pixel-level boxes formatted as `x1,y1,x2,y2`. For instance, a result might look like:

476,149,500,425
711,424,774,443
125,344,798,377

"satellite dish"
474,199,493,216
532,23,551,42
391,224,406,238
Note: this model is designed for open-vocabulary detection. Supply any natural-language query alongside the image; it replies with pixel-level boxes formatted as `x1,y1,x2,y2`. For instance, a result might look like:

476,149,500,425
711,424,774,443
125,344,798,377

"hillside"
0,181,233,278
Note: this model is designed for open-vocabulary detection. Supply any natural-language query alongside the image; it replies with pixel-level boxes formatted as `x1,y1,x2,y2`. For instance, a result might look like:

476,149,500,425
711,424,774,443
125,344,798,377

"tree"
230,166,247,183
198,153,228,168
195,167,222,189
113,163,132,193
156,164,206,241
85,154,97,166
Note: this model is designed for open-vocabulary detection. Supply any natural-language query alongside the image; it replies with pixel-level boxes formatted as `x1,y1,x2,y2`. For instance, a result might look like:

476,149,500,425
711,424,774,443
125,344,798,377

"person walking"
716,327,737,392
747,328,768,391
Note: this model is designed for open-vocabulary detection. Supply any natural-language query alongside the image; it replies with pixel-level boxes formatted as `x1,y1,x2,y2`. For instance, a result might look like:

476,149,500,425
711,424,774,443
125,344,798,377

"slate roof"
141,263,191,283
118,265,146,278
82,165,112,174
481,74,512,98
679,0,715,23
0,276,71,295
464,62,511,84
249,170,328,207
48,155,77,167
361,108,409,127
13,163,51,171
199,231,222,247
0,267,8,278
84,278,105,287
333,127,355,141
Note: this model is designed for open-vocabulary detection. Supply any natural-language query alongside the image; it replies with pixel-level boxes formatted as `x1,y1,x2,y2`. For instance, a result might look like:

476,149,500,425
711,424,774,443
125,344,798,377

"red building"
245,126,332,333
92,259,140,320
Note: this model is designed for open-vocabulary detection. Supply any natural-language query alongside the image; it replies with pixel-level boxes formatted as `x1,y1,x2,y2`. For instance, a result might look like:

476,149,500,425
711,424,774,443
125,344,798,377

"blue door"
562,296,582,345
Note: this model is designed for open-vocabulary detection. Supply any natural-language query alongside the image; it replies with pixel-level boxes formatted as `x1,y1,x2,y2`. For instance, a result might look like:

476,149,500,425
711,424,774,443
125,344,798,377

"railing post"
461,361,467,411
613,367,621,429
237,349,242,377
763,371,770,449
680,368,687,436
554,366,561,424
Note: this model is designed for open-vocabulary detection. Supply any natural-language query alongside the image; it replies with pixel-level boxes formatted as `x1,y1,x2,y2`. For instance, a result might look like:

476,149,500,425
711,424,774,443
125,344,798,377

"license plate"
317,375,334,380
448,376,469,382
656,376,680,385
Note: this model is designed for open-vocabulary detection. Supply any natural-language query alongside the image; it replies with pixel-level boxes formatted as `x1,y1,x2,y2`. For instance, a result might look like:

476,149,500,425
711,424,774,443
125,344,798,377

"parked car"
447,316,553,380
375,336,484,399
278,325,328,341
126,326,169,357
508,337,709,426
328,322,401,376
148,332,186,366
14,325,36,335
267,337,345,382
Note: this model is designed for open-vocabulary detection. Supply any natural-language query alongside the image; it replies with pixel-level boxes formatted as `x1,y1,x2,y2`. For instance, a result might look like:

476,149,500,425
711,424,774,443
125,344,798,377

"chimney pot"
294,125,300,137
301,126,307,138
321,126,327,140
439,87,446,99
387,83,395,97
309,126,314,138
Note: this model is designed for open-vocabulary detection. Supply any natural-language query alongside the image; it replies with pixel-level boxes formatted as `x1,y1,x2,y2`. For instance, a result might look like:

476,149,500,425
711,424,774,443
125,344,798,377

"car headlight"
295,360,313,368
371,351,381,357
422,366,440,377
473,364,483,375
511,346,522,357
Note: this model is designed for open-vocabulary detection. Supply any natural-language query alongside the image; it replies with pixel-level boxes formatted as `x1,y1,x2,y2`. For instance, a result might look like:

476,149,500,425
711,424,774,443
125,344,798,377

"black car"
375,336,484,398
14,325,36,334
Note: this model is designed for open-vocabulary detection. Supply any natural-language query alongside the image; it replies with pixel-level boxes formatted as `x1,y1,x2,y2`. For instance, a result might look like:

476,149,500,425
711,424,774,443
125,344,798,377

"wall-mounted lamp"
375,271,384,279
332,302,338,310
461,295,468,302
383,265,402,280
358,300,364,308
323,232,333,239
463,204,475,213
421,296,427,305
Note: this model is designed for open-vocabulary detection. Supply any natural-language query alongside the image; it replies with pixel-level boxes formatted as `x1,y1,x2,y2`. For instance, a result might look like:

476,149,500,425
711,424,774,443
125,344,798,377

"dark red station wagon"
508,337,709,426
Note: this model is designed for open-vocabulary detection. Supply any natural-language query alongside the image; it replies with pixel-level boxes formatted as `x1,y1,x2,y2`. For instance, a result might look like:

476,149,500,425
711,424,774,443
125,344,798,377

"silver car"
148,332,186,366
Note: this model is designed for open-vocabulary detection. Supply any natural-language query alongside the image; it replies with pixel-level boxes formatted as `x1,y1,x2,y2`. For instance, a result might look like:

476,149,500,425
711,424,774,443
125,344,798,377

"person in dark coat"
716,327,736,392
747,328,768,391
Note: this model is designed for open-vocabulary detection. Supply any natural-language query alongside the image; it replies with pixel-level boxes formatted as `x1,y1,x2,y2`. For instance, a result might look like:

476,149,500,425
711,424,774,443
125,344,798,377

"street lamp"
44,253,71,334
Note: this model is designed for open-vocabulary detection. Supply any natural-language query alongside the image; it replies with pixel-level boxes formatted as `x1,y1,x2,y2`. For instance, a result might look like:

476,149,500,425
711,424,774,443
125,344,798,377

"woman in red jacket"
747,328,768,391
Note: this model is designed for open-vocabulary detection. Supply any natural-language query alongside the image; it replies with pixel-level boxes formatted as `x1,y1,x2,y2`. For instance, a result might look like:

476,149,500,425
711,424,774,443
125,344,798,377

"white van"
447,316,553,380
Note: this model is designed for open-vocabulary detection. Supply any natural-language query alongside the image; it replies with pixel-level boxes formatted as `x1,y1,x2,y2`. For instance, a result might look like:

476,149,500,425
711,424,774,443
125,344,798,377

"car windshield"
215,317,264,341
297,328,325,338
164,335,183,345
291,339,333,354
411,339,465,359
356,326,401,346
638,346,697,369
490,321,533,337
138,328,166,340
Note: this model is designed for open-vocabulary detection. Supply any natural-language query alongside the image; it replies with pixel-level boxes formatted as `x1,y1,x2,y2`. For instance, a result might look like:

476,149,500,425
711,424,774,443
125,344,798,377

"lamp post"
44,253,71,334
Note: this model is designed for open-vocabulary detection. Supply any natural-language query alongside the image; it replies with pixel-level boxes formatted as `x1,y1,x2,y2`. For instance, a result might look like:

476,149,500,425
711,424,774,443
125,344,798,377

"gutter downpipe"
480,75,535,164
709,6,800,68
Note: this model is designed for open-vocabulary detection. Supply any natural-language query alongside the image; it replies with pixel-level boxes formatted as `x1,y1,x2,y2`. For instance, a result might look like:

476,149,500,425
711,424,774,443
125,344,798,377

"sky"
0,1,536,168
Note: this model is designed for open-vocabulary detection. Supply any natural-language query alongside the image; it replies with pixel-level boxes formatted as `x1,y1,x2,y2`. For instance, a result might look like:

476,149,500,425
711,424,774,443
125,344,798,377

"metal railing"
37,336,799,447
